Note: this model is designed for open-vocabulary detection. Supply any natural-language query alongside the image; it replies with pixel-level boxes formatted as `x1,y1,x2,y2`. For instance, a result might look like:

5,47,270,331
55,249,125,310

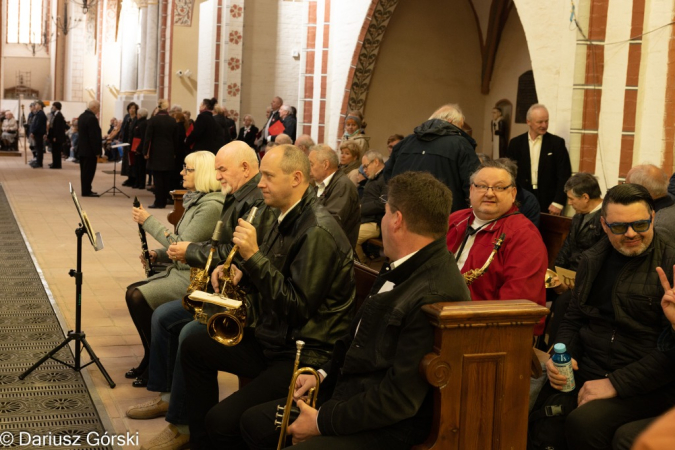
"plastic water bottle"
552,343,575,392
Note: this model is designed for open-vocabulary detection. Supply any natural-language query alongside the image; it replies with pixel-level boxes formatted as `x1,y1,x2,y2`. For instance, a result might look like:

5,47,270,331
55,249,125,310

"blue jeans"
147,299,204,425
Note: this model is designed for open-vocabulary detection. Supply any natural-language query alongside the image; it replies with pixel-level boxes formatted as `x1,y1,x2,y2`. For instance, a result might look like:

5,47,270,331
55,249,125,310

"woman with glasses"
125,150,224,387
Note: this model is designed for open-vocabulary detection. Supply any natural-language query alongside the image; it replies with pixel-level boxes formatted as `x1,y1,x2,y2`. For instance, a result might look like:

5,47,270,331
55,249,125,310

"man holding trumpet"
240,172,471,449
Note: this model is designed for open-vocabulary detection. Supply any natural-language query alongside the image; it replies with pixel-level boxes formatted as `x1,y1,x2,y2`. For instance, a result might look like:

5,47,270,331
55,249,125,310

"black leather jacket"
554,209,604,271
241,186,355,367
316,238,470,442
184,173,276,268
317,169,360,249
558,233,675,397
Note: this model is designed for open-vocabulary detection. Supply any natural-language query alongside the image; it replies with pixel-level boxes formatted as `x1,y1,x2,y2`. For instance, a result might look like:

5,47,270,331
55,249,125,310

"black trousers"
241,398,426,450
51,141,63,168
34,134,44,166
132,154,146,188
153,170,171,207
533,378,675,449
80,155,98,195
180,328,295,450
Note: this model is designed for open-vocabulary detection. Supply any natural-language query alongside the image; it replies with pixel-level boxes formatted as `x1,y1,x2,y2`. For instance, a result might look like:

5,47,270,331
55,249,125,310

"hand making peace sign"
656,265,675,330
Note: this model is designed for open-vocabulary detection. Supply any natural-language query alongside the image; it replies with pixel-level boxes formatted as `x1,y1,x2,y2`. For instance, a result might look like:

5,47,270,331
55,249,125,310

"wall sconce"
176,69,192,78
106,84,119,95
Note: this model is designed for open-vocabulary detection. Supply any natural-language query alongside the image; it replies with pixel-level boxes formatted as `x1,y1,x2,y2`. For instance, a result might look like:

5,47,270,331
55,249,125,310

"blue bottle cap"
554,343,567,354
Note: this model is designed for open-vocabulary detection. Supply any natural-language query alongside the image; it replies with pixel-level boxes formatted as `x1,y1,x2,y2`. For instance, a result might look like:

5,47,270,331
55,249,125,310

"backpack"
527,387,578,450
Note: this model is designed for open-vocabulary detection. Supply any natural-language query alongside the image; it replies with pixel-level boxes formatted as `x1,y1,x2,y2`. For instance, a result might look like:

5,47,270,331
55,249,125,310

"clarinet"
133,196,156,277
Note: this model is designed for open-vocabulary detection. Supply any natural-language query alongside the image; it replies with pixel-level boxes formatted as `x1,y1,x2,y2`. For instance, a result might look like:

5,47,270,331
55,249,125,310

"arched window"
6,0,44,44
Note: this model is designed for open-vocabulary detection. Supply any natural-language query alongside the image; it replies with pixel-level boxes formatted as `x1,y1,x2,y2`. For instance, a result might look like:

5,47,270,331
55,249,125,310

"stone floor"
0,146,238,449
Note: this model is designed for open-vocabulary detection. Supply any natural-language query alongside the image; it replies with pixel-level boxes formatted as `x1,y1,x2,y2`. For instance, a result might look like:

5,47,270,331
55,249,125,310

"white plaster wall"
595,0,633,191
512,0,577,142
197,0,217,111
635,0,675,167
324,0,371,146
240,1,304,124
481,7,532,154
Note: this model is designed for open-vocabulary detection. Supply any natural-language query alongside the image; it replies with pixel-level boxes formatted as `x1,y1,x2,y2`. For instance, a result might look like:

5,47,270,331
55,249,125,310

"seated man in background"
546,172,605,344
181,145,355,449
530,184,675,450
308,144,360,249
240,172,471,450
626,164,675,234
446,158,548,334
355,150,387,263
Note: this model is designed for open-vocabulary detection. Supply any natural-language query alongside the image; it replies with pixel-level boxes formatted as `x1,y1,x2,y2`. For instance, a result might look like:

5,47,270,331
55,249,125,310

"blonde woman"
125,150,224,387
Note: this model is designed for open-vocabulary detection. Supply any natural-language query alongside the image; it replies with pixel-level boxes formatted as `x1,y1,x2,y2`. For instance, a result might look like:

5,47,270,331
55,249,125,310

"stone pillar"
137,0,148,91
120,0,139,93
143,0,159,91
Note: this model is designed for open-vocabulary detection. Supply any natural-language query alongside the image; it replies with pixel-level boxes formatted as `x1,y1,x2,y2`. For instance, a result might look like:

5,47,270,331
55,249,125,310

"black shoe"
30,163,43,169
132,378,148,388
125,367,144,379
148,204,165,209
122,180,133,187
48,164,61,169
82,192,100,197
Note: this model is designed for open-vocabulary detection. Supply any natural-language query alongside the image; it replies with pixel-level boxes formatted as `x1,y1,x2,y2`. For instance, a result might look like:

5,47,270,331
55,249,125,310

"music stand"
101,143,130,198
19,183,115,388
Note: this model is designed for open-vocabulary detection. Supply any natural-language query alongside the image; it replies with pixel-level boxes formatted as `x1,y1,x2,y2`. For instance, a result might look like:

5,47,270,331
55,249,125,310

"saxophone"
203,206,258,346
463,233,506,286
182,220,224,323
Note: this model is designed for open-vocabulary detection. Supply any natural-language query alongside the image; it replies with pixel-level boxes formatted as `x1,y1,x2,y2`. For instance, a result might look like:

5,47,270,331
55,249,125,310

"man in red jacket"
446,158,548,334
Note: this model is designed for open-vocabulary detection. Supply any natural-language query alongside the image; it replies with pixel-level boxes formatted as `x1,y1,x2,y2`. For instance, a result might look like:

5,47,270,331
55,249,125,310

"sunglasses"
604,218,652,235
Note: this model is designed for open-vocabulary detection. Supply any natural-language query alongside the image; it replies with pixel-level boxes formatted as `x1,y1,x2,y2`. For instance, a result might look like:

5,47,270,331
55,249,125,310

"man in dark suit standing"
279,104,297,143
47,102,67,169
144,100,177,209
506,104,571,215
78,101,102,197
29,102,47,168
261,96,282,147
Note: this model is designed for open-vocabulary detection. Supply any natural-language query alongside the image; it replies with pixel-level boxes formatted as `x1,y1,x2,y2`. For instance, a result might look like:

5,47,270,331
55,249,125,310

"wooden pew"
168,189,187,233
539,213,572,269
356,263,549,449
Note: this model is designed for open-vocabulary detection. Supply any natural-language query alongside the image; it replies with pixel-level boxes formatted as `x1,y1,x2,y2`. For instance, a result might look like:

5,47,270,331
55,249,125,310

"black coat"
133,117,148,154
48,111,67,145
213,114,233,145
143,111,176,171
281,115,297,142
77,109,102,157
186,111,224,154
317,170,360,249
29,109,47,136
240,186,355,368
316,239,470,438
262,111,281,143
237,125,259,148
360,170,386,224
554,209,604,271
558,234,675,397
383,119,480,212
506,132,572,211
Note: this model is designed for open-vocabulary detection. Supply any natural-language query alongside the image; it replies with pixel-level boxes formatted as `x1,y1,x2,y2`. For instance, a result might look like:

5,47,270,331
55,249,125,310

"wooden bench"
539,213,572,269
168,189,187,233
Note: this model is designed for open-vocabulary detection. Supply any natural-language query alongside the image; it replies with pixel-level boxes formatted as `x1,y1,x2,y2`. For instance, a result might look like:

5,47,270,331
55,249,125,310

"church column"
143,0,159,91
137,0,148,91
120,0,139,94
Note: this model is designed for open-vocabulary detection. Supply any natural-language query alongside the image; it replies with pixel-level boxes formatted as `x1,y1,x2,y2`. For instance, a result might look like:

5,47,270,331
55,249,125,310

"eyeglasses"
472,183,513,193
379,194,388,204
363,161,372,170
604,219,652,235
182,164,195,173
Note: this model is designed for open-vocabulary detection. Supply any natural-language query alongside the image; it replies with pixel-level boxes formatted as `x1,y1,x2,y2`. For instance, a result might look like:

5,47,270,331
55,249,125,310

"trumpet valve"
195,311,208,324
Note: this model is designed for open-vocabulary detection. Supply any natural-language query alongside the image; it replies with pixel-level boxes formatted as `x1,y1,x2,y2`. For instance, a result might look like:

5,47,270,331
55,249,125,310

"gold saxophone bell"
275,340,321,450
200,206,258,345
463,233,506,286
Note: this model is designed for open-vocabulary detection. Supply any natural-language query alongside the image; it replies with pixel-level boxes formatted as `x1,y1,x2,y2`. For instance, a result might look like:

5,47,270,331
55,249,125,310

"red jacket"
446,205,548,334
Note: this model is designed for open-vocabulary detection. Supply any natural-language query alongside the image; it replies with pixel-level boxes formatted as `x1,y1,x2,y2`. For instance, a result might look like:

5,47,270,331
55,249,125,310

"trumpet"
182,220,224,323
275,340,321,450
463,233,506,286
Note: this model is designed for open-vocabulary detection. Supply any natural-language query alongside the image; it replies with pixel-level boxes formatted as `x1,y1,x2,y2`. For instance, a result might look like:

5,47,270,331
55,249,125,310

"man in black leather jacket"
180,145,355,449
241,172,471,450
531,184,675,450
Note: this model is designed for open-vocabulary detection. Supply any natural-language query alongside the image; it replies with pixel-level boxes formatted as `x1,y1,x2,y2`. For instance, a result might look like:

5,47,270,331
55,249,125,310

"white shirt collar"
316,171,336,197
389,250,419,270
278,198,303,224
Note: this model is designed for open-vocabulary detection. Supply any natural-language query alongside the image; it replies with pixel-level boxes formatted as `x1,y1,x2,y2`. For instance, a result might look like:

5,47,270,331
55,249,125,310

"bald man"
295,134,315,155
626,164,675,235
78,101,102,197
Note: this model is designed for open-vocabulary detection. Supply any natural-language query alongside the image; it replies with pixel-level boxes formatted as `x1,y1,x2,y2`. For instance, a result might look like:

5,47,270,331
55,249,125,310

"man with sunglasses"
446,158,548,334
529,183,675,450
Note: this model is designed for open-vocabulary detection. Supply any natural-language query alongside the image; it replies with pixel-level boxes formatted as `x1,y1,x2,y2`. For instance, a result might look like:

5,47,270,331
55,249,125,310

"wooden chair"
539,213,572,269
168,189,187,233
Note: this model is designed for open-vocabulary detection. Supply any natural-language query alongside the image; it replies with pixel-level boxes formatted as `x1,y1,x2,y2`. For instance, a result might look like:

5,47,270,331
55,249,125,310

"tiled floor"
0,147,238,449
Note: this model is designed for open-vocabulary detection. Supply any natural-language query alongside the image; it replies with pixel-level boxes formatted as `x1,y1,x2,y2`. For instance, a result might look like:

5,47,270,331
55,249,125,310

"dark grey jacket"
554,209,604,271
360,170,386,224
558,233,675,397
384,119,479,212
317,169,360,249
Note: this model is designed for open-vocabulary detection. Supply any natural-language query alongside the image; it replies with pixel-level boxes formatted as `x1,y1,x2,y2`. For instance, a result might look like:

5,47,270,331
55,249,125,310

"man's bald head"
295,134,315,155
215,141,260,194
88,100,101,114
275,134,293,145
625,164,669,199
